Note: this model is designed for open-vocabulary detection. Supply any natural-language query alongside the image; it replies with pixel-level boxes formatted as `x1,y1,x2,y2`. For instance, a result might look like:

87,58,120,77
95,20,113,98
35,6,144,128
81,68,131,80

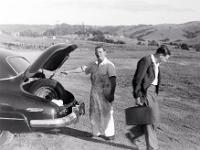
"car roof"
0,49,16,59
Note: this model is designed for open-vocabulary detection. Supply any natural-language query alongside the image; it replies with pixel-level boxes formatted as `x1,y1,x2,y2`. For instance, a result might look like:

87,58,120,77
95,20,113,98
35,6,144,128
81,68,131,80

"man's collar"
95,57,107,65
151,54,159,65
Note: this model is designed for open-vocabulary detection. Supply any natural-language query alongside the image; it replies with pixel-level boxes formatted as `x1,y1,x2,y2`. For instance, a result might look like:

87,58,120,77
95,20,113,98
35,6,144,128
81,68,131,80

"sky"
0,0,200,26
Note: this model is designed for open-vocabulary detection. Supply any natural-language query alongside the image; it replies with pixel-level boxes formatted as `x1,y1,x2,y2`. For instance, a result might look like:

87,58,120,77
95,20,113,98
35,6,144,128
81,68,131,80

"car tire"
28,79,65,102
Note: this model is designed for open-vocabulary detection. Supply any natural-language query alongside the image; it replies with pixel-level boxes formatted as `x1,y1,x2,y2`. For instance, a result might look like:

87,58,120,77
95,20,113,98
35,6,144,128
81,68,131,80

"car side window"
7,56,30,74
0,56,30,79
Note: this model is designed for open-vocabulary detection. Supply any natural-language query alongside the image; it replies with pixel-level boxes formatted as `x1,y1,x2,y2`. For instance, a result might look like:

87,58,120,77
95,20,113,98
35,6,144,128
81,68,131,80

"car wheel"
28,79,64,102
0,130,14,145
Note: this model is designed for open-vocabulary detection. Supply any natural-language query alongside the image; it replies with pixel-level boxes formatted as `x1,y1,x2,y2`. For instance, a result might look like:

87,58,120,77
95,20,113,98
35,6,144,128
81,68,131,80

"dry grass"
0,36,200,150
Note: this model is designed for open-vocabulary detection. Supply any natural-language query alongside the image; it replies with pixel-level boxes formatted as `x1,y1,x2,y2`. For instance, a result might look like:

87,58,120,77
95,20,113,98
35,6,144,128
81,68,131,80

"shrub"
105,38,114,43
181,43,189,50
193,44,200,52
160,38,170,42
148,40,159,46
20,30,40,37
114,40,125,44
88,33,125,44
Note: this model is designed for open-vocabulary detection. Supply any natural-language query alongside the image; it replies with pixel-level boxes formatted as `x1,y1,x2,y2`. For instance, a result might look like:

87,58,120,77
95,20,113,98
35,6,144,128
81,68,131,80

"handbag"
125,105,153,125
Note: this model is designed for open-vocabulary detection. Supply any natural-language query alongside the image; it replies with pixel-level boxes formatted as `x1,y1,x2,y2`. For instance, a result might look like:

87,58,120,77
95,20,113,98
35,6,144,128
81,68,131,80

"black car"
0,43,85,133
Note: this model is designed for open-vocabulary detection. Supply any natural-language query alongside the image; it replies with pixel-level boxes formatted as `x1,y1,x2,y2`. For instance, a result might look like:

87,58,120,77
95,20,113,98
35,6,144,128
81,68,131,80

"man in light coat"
62,46,116,140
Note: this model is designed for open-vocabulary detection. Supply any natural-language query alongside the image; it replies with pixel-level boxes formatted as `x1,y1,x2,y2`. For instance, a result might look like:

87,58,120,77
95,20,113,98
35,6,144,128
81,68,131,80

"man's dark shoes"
87,133,115,141
86,133,100,138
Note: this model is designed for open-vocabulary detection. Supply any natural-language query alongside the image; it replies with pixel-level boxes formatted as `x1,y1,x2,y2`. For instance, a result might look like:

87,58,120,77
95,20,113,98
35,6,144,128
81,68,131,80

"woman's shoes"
86,133,101,138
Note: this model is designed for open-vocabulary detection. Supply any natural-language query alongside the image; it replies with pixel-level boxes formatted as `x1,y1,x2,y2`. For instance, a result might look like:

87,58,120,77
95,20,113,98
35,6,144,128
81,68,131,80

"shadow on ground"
36,127,137,150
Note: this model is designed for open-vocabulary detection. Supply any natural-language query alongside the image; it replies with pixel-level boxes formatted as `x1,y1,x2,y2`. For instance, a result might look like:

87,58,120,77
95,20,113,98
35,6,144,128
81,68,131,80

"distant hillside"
97,21,200,43
1,21,200,44
0,24,52,33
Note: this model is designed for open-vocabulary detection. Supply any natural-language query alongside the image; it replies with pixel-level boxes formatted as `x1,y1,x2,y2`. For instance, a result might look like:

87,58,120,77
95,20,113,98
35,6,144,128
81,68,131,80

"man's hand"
61,71,69,75
135,97,143,106
105,94,114,103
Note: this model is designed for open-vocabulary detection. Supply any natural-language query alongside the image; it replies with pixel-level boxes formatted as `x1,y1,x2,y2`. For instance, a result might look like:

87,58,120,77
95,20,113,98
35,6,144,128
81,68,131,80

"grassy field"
0,36,200,150
62,40,200,150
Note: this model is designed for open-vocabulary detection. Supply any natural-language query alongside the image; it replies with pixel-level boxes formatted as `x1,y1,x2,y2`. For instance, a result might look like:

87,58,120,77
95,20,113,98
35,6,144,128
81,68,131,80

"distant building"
104,34,113,39
52,36,56,40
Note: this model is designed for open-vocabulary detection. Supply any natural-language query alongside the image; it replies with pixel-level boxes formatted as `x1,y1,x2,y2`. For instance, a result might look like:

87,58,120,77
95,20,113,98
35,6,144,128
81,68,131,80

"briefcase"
125,106,153,125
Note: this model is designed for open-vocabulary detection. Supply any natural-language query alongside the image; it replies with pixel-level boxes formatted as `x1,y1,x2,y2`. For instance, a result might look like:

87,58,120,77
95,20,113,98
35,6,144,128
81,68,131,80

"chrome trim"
26,108,44,112
30,111,78,128
30,104,85,128
0,117,25,121
0,73,23,81
61,100,76,108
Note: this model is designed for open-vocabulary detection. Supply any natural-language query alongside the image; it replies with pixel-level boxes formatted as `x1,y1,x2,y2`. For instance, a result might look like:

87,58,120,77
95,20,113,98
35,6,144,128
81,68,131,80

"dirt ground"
1,46,200,150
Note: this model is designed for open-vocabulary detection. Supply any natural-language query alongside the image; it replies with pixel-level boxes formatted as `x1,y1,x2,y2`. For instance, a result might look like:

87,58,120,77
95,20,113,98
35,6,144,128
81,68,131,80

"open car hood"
25,43,77,78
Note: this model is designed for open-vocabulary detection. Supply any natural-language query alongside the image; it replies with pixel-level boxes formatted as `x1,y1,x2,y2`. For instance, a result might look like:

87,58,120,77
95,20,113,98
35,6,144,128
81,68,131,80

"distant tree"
105,38,114,43
160,38,170,42
88,30,125,44
42,23,83,36
1,30,11,35
148,40,159,46
169,42,180,48
182,30,200,39
20,30,40,37
137,41,145,45
193,44,200,52
114,40,125,44
43,29,56,36
88,30,106,42
174,39,182,42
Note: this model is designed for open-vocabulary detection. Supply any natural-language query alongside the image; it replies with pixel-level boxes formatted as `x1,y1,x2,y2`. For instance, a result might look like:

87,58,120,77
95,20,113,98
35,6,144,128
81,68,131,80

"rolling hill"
1,21,200,44
99,21,200,44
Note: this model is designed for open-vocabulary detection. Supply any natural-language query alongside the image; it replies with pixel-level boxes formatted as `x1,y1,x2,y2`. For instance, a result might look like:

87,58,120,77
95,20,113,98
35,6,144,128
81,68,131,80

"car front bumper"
30,103,85,128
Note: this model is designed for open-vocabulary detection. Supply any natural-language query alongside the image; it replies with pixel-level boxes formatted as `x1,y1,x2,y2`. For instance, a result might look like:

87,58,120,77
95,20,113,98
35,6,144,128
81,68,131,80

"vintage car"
0,43,85,134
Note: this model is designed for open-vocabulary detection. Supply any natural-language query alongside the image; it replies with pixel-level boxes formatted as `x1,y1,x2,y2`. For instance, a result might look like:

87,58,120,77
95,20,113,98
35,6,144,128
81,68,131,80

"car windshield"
7,56,30,74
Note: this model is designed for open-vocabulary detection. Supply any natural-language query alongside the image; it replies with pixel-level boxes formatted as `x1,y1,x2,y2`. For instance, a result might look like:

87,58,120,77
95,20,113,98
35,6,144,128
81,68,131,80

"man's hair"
95,46,105,51
155,45,171,56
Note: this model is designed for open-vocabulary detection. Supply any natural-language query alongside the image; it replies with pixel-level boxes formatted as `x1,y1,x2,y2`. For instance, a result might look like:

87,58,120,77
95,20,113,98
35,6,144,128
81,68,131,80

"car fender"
0,104,31,132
